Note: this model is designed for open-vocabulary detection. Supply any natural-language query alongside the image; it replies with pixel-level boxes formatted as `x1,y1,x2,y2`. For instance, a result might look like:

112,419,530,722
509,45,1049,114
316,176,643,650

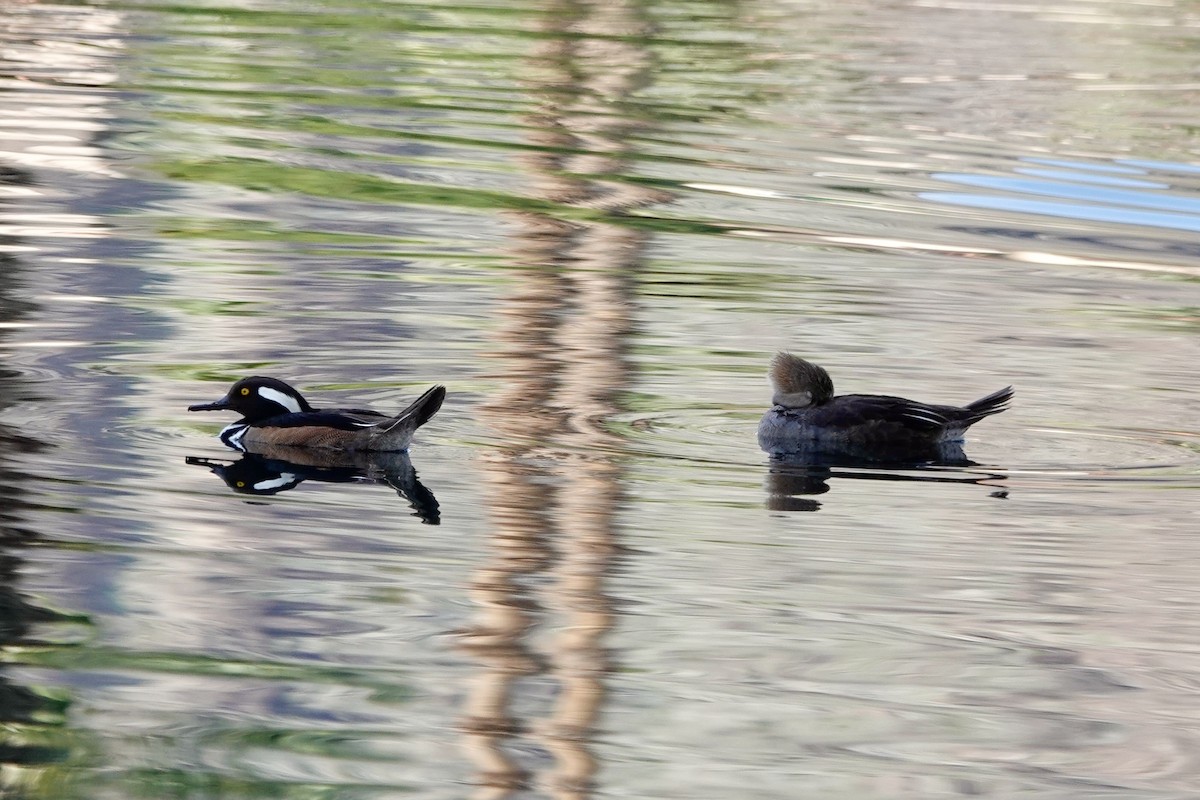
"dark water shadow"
765,448,1009,512
186,449,441,524
1,170,89,785
0,425,81,783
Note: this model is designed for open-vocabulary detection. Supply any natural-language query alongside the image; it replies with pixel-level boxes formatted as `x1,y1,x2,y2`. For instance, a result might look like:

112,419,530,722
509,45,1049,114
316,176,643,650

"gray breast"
758,408,821,453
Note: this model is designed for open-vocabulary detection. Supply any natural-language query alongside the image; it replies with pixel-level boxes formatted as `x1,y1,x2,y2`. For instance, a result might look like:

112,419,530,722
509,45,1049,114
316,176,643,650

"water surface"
3,0,1200,797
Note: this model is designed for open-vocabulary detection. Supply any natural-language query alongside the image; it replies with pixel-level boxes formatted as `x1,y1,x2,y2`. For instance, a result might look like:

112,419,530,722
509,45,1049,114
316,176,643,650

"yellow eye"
236,481,245,488
240,387,250,396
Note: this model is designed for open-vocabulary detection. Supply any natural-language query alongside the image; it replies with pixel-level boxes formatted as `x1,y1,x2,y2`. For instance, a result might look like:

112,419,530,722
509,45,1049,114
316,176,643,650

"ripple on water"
611,408,761,466
1002,425,1200,480
610,407,1200,485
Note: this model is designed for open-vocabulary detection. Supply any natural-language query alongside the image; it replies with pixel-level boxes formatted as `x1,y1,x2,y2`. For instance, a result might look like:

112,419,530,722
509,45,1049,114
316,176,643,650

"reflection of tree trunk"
537,454,619,800
457,1,668,798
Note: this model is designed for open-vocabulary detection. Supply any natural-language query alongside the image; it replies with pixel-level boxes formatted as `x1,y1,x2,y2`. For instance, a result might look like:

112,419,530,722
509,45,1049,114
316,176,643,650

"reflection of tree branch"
459,1,670,797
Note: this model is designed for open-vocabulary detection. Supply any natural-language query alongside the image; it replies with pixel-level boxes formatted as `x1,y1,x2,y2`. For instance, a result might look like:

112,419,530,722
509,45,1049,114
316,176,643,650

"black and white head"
769,353,835,409
188,376,315,422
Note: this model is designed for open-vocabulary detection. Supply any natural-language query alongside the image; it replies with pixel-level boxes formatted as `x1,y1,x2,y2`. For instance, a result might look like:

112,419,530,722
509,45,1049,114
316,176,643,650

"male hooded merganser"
758,353,1012,458
188,377,445,452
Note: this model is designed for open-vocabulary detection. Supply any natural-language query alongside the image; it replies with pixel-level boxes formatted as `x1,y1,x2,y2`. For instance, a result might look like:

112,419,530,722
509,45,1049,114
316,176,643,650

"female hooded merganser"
188,377,445,452
758,353,1012,458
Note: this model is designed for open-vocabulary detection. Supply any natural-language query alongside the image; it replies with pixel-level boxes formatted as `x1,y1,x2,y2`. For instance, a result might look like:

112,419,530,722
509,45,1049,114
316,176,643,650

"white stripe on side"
903,410,946,425
219,423,249,451
258,386,302,414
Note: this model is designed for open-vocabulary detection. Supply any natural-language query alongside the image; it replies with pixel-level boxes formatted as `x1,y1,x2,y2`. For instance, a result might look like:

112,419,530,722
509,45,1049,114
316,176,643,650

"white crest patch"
255,473,299,492
259,385,302,414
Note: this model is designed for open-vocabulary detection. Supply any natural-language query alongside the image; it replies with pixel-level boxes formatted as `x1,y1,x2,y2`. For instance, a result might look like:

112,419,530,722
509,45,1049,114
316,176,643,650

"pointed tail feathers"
963,385,1013,425
384,384,445,434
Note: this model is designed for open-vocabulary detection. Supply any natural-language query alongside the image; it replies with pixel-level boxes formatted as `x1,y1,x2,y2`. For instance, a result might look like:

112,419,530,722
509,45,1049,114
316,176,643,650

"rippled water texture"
4,0,1200,797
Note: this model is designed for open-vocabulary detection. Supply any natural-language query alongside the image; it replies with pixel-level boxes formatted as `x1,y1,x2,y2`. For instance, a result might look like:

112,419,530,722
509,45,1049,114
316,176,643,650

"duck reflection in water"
764,450,1009,512
759,353,1012,510
186,448,441,525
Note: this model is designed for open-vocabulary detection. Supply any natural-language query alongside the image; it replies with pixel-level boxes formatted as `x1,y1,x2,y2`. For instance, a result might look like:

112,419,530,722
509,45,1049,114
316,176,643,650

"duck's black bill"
188,400,229,412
